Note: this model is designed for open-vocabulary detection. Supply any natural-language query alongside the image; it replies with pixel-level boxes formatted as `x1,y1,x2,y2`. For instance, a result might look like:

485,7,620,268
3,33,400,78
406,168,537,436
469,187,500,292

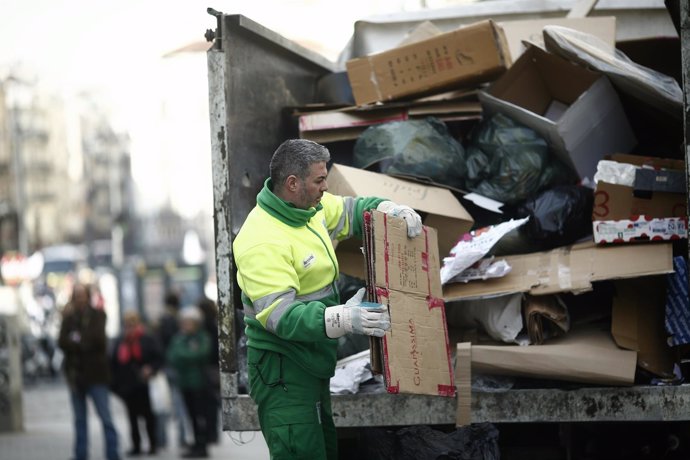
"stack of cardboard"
294,17,619,145
316,12,686,404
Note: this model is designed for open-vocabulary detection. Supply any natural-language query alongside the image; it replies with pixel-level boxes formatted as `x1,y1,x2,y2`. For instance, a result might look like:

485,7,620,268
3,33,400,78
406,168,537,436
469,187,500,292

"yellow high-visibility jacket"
233,178,383,378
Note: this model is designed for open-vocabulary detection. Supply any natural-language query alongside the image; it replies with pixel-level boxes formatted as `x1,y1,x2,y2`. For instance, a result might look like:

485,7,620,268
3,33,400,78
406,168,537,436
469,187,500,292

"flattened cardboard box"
365,210,455,397
443,242,674,301
328,163,474,278
472,327,637,386
347,20,511,106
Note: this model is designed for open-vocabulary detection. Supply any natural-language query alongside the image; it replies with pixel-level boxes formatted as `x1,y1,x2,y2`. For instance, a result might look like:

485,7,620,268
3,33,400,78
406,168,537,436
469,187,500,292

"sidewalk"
0,380,269,460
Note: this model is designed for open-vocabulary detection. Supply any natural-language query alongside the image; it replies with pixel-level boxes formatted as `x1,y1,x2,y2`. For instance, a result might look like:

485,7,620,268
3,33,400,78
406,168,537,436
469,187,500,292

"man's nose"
321,179,328,192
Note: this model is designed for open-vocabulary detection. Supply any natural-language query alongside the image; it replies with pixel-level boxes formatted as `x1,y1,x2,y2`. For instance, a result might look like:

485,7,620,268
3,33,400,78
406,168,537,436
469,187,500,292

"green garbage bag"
354,117,466,190
465,113,574,203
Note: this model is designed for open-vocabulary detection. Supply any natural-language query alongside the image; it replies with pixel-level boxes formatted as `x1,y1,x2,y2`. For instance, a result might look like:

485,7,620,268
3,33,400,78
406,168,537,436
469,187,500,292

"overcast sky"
0,0,431,217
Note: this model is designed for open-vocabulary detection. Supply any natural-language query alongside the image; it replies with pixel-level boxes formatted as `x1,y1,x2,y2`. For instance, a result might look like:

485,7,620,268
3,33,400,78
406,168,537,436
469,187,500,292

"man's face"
295,161,328,209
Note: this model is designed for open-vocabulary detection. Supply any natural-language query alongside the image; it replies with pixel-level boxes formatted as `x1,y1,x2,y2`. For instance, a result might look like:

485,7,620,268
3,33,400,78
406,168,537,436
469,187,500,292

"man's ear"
285,175,299,193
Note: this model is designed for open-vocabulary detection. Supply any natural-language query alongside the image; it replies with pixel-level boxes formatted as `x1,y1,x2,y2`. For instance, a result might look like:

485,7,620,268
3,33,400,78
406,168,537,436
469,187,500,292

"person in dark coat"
111,310,163,456
154,291,191,448
197,296,220,444
59,283,120,460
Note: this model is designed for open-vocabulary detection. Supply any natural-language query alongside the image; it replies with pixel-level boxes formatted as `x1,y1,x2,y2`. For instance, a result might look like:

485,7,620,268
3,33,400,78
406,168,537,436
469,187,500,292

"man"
233,139,422,459
59,283,120,460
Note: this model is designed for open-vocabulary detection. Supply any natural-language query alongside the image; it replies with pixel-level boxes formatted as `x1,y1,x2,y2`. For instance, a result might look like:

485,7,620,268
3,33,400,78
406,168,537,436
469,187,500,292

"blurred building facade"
0,73,136,264
0,75,83,254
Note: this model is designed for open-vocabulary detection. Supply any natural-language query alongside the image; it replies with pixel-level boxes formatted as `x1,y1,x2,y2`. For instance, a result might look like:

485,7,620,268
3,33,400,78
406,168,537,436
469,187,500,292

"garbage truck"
205,1,690,454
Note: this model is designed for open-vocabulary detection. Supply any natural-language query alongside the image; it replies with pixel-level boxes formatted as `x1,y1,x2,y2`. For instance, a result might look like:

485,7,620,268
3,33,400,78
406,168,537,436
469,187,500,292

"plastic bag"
543,25,682,119
446,293,524,344
465,113,573,203
354,117,467,190
593,160,637,186
517,185,594,248
359,424,500,460
149,372,172,415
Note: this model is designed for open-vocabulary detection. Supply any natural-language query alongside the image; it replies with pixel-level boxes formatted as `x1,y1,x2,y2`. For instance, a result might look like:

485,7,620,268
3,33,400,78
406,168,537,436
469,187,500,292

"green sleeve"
350,196,385,239
272,301,332,343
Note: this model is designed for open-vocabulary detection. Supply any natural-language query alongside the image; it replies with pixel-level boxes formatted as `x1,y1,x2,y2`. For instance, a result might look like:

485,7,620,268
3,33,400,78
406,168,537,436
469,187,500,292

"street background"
0,380,269,460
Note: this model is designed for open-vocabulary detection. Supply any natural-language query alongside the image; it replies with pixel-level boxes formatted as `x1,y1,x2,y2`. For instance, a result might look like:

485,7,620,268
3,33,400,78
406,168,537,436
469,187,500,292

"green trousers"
248,347,337,460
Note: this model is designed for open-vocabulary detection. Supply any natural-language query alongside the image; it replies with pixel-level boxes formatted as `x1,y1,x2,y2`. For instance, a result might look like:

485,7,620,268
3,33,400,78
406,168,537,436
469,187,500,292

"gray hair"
270,139,331,187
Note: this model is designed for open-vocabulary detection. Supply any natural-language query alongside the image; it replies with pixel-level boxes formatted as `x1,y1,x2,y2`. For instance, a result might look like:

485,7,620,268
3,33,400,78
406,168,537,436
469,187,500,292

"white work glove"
324,288,390,339
376,201,423,238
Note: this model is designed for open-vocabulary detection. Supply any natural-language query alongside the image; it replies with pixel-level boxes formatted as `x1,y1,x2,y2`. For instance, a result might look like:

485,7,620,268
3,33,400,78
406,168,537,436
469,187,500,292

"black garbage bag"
354,117,467,190
518,185,594,248
465,113,574,203
359,424,500,460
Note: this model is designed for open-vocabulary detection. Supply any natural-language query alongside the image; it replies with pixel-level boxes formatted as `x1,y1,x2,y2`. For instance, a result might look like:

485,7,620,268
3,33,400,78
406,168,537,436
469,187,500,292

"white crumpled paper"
329,350,372,395
440,217,529,285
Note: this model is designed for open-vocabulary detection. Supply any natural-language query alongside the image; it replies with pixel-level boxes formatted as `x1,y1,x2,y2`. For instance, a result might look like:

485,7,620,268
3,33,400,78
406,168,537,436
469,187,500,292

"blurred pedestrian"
154,291,191,449
110,310,163,456
58,283,120,460
197,296,220,444
167,306,212,459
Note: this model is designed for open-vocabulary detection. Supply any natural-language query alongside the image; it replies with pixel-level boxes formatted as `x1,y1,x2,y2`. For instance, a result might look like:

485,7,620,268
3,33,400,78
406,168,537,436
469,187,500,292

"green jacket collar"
257,178,322,228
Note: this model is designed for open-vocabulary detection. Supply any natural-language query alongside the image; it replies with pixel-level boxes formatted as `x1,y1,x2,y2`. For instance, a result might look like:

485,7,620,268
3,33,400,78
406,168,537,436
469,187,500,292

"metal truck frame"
206,10,690,432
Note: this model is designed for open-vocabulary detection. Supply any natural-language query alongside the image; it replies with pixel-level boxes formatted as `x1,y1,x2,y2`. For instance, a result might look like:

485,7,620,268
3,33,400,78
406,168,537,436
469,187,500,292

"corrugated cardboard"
443,242,674,301
499,16,616,62
328,163,474,277
472,327,637,386
347,20,511,106
299,110,408,142
611,277,675,378
365,210,455,397
480,46,637,181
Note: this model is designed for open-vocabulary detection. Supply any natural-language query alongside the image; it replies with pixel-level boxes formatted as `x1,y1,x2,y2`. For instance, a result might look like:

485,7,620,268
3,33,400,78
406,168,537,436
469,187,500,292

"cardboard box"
499,16,616,62
592,216,688,243
443,242,674,301
479,46,637,181
611,277,675,378
365,210,455,397
346,20,511,106
327,163,474,277
471,327,637,386
593,154,686,220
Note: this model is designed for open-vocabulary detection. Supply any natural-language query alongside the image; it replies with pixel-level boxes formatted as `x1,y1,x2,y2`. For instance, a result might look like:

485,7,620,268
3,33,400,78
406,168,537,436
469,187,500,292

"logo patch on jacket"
303,254,316,269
